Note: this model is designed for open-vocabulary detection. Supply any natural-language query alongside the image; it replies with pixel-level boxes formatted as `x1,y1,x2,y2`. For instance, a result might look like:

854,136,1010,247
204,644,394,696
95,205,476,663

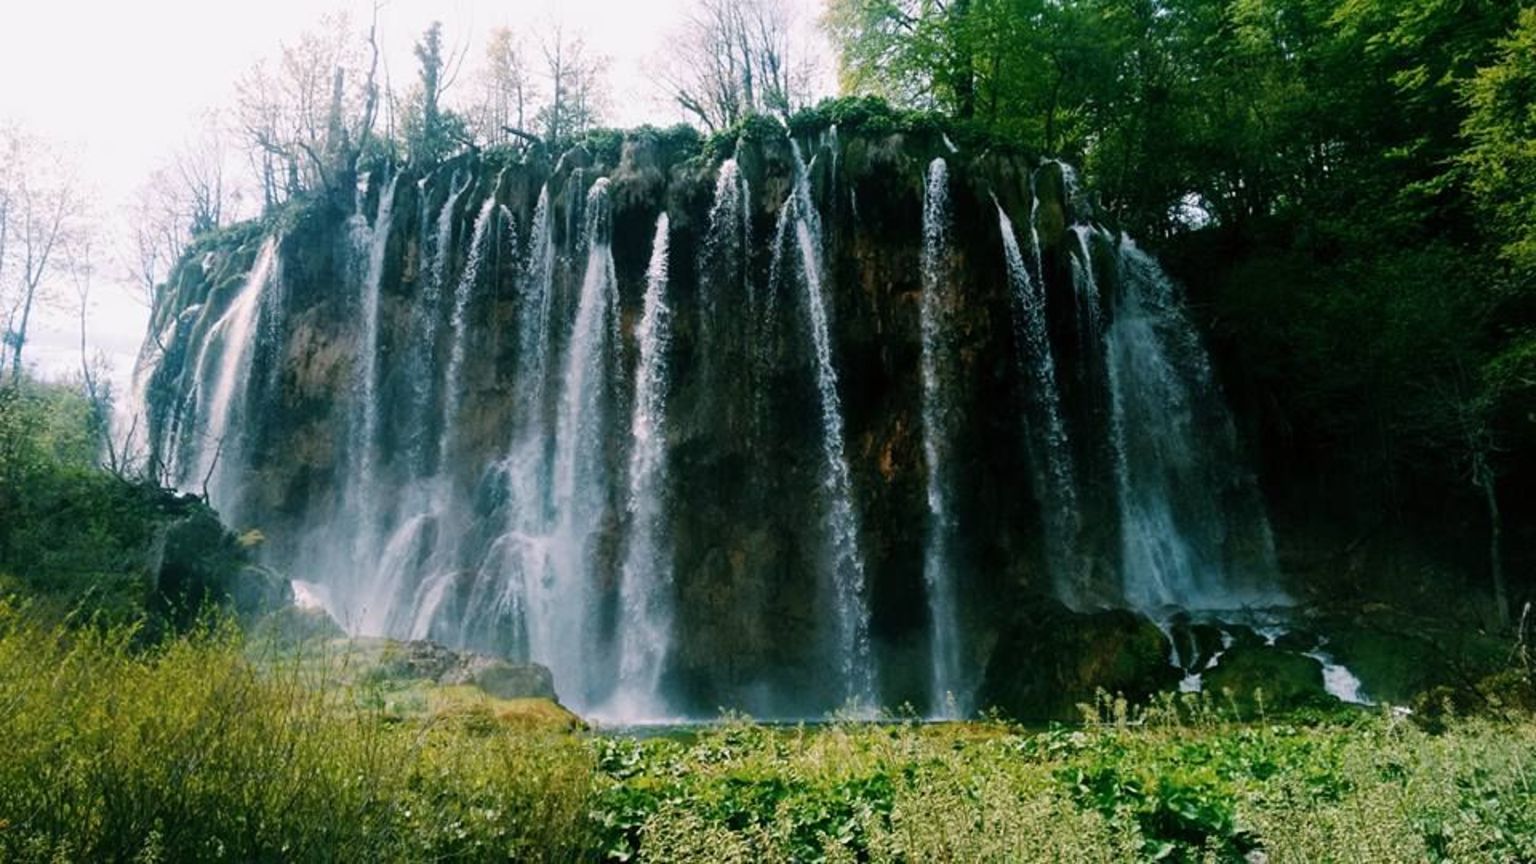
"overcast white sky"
0,0,832,387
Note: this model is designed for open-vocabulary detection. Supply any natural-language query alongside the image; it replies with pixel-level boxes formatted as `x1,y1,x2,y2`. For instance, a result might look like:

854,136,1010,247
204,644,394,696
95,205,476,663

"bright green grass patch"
2,602,1535,862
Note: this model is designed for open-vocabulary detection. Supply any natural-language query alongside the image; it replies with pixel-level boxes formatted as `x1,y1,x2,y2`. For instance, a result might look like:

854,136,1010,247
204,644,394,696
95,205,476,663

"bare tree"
128,169,183,312
235,12,371,205
2,127,82,383
64,234,124,472
127,112,240,319
0,123,15,330
662,0,817,132
473,26,538,145
536,25,608,147
177,111,230,236
353,1,386,173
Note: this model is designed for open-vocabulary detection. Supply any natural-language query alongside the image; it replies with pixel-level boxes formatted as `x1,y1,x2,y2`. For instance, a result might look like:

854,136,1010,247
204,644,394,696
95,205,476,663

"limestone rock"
374,639,559,702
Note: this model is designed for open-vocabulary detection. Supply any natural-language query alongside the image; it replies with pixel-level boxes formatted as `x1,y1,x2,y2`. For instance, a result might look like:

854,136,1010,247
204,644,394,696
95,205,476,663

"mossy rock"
977,596,1179,721
1314,614,1506,706
1167,616,1228,672
1204,646,1328,713
151,505,253,626
250,605,345,646
428,686,586,733
452,656,557,701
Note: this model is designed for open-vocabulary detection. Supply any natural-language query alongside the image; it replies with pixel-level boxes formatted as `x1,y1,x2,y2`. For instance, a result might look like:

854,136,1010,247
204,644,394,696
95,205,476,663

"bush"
0,606,596,862
0,377,259,634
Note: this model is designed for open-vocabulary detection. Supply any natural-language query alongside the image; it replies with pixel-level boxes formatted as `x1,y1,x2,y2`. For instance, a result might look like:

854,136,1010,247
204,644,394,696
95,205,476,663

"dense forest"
3,0,1536,860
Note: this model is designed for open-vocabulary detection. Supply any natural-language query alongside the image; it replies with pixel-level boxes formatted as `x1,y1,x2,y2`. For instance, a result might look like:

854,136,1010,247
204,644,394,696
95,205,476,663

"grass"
1,601,1534,863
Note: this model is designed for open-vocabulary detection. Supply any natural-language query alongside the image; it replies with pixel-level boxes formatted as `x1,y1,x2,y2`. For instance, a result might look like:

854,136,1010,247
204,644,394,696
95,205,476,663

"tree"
127,112,241,316
235,12,372,206
824,0,956,113
473,27,538,146
62,235,120,473
177,113,230,236
1460,8,1536,280
402,22,471,165
536,25,607,147
662,0,818,132
1,128,83,384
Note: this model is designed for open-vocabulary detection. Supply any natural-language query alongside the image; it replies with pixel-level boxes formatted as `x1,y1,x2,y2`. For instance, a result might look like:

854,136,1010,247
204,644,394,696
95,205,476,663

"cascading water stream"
517,185,558,430
455,183,561,668
697,159,755,436
411,173,470,471
181,237,279,510
1106,236,1282,612
699,161,744,352
347,173,400,579
997,202,1082,604
346,172,493,639
786,140,874,706
388,183,518,642
528,177,620,710
919,158,965,718
439,181,507,466
1070,225,1104,352
603,213,675,721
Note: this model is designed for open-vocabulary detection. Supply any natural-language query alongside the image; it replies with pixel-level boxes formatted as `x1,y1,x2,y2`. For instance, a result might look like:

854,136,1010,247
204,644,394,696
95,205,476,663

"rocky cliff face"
135,118,1282,720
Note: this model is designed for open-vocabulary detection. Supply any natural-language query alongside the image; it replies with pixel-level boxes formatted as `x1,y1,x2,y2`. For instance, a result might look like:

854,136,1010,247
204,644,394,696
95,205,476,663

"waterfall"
179,237,278,510
604,213,675,721
919,158,965,718
517,185,558,426
1106,236,1282,612
786,140,874,706
700,160,745,345
139,143,1301,723
348,173,400,572
997,203,1082,604
1027,173,1046,282
529,177,620,709
1070,225,1104,352
439,182,506,465
458,183,561,669
412,173,470,470
698,159,755,435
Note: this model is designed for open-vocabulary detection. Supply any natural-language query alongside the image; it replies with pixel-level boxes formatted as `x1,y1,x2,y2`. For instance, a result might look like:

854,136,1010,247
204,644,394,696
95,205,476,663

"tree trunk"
1474,452,1508,628
8,281,36,384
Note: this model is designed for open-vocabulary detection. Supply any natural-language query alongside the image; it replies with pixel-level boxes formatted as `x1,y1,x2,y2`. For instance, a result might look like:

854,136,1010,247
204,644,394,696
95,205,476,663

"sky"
0,0,832,388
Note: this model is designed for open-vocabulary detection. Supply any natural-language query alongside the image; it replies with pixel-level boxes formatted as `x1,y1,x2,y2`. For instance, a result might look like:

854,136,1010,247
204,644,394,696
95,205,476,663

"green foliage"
702,113,790,161
575,127,627,167
787,95,944,137
1461,8,1536,280
3,605,1536,862
0,606,597,862
0,377,252,632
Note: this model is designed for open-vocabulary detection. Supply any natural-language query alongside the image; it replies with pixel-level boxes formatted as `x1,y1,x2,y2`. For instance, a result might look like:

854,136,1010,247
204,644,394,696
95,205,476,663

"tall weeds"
0,603,595,862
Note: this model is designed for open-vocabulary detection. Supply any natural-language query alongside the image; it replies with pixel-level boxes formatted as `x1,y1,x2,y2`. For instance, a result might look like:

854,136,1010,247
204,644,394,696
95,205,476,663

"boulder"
977,595,1179,721
447,655,558,701
1203,646,1328,713
230,564,293,619
369,639,560,702
251,604,345,645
